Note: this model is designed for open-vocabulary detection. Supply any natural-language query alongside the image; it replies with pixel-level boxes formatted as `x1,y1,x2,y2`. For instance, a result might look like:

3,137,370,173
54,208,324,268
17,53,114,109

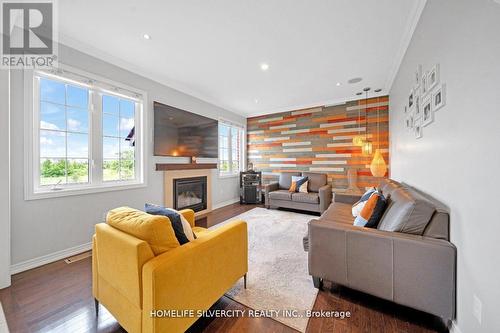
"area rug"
0,302,8,333
214,207,318,332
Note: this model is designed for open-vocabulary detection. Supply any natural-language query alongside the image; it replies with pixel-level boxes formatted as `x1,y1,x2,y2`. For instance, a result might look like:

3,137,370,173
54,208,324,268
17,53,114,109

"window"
39,78,90,186
27,67,145,199
102,95,136,182
219,122,244,176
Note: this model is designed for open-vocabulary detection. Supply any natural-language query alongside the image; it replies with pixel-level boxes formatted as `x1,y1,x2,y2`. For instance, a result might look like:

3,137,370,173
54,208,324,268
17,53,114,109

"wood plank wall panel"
247,96,389,191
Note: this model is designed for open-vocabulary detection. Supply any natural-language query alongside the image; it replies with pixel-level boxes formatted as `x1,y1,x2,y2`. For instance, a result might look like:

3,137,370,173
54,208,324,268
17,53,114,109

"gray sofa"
264,172,332,214
305,179,456,323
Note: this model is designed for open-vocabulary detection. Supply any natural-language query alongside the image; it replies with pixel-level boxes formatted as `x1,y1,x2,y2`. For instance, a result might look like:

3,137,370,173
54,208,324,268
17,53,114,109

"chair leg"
94,298,99,317
312,276,323,290
244,273,247,289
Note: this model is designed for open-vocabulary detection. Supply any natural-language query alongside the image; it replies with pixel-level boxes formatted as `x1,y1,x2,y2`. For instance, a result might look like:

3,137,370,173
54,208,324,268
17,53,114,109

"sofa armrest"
308,219,456,319
264,182,279,193
264,182,279,206
93,224,155,313
334,193,362,204
142,220,248,333
318,184,333,213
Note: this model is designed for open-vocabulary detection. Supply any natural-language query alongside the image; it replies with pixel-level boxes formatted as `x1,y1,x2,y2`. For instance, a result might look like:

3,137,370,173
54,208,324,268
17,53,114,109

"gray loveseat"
264,172,332,214
305,179,456,323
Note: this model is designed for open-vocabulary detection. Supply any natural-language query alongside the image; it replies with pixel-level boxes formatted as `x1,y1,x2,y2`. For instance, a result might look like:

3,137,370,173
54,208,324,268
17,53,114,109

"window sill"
25,181,147,201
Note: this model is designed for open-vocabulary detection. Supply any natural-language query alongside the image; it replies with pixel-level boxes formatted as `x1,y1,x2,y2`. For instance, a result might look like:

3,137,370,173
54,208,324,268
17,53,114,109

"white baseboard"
8,198,240,275
450,320,462,333
212,197,240,210
10,242,92,275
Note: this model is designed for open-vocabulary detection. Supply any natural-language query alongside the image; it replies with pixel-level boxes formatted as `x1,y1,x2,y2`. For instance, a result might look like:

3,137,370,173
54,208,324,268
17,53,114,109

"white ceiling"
59,0,426,117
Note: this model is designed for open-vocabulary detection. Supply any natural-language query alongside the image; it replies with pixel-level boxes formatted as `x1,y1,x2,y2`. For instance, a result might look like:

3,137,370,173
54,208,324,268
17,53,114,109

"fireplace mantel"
156,163,217,171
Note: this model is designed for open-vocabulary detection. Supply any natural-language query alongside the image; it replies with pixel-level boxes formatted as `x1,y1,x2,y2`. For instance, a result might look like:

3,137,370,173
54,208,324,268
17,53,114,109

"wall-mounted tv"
153,102,218,158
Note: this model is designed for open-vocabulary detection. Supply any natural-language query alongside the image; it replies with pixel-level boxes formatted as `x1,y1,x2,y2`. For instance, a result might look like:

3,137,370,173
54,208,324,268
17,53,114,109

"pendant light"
361,88,372,156
352,92,364,146
370,96,388,177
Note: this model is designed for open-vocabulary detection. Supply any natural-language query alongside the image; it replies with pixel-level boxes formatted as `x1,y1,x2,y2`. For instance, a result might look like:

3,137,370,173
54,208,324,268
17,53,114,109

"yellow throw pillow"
107,207,180,255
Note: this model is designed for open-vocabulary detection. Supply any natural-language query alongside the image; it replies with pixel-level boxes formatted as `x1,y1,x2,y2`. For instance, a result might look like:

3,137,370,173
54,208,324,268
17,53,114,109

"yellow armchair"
92,208,248,333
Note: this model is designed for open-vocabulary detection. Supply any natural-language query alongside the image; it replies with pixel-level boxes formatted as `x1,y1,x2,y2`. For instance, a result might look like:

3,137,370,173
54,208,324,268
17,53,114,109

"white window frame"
24,64,147,200
218,120,245,178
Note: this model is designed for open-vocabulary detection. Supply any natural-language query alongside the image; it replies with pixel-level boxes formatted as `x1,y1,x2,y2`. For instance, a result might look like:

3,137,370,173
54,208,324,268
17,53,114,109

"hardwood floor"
0,203,447,333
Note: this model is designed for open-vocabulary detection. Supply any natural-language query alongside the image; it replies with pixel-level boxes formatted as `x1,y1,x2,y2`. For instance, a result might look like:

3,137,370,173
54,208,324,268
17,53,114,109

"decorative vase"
347,168,360,193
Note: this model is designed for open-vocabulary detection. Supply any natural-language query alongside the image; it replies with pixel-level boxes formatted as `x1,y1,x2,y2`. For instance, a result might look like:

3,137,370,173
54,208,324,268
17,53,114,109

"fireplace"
173,176,207,212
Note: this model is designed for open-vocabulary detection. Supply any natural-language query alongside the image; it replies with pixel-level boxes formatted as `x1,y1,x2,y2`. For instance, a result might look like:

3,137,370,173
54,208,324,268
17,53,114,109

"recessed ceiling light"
143,34,151,40
348,77,363,84
260,63,269,71
336,82,341,86
254,99,259,104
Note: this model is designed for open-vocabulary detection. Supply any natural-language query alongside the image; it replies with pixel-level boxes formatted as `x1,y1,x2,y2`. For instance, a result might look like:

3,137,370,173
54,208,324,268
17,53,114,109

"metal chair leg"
94,298,99,317
244,273,247,289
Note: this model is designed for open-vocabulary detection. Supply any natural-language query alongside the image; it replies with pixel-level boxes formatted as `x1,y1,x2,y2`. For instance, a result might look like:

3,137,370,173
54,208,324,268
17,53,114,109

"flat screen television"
153,101,218,158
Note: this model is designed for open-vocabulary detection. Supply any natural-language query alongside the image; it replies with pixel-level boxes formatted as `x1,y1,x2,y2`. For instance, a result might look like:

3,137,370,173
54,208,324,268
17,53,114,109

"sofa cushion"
377,187,436,235
319,202,354,225
269,190,293,200
302,172,327,192
278,172,302,190
107,207,180,255
292,192,319,204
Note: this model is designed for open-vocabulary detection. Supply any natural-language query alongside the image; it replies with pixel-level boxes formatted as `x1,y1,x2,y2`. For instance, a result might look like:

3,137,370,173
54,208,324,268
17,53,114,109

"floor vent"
64,251,92,264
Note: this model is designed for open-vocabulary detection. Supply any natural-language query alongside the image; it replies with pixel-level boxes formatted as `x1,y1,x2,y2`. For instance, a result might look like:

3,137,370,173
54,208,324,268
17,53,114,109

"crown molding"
58,33,238,115
384,0,428,92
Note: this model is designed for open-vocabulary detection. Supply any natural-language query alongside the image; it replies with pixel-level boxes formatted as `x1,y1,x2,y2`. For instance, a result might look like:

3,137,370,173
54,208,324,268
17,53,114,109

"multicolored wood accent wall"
247,96,389,191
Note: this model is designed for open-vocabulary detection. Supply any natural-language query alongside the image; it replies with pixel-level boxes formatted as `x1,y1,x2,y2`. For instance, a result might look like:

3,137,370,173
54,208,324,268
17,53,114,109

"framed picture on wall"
415,64,422,86
407,110,415,131
414,94,421,119
433,84,446,111
414,116,423,139
427,64,440,91
421,72,428,95
405,112,414,131
408,88,414,108
422,95,433,126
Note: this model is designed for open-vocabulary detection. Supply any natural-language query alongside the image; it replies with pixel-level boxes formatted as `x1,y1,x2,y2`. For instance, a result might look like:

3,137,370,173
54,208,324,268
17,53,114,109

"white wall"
389,0,500,331
9,44,245,267
0,69,11,288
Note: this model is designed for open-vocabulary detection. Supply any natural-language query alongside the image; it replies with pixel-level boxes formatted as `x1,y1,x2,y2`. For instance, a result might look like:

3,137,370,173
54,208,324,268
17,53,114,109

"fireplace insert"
173,176,207,212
